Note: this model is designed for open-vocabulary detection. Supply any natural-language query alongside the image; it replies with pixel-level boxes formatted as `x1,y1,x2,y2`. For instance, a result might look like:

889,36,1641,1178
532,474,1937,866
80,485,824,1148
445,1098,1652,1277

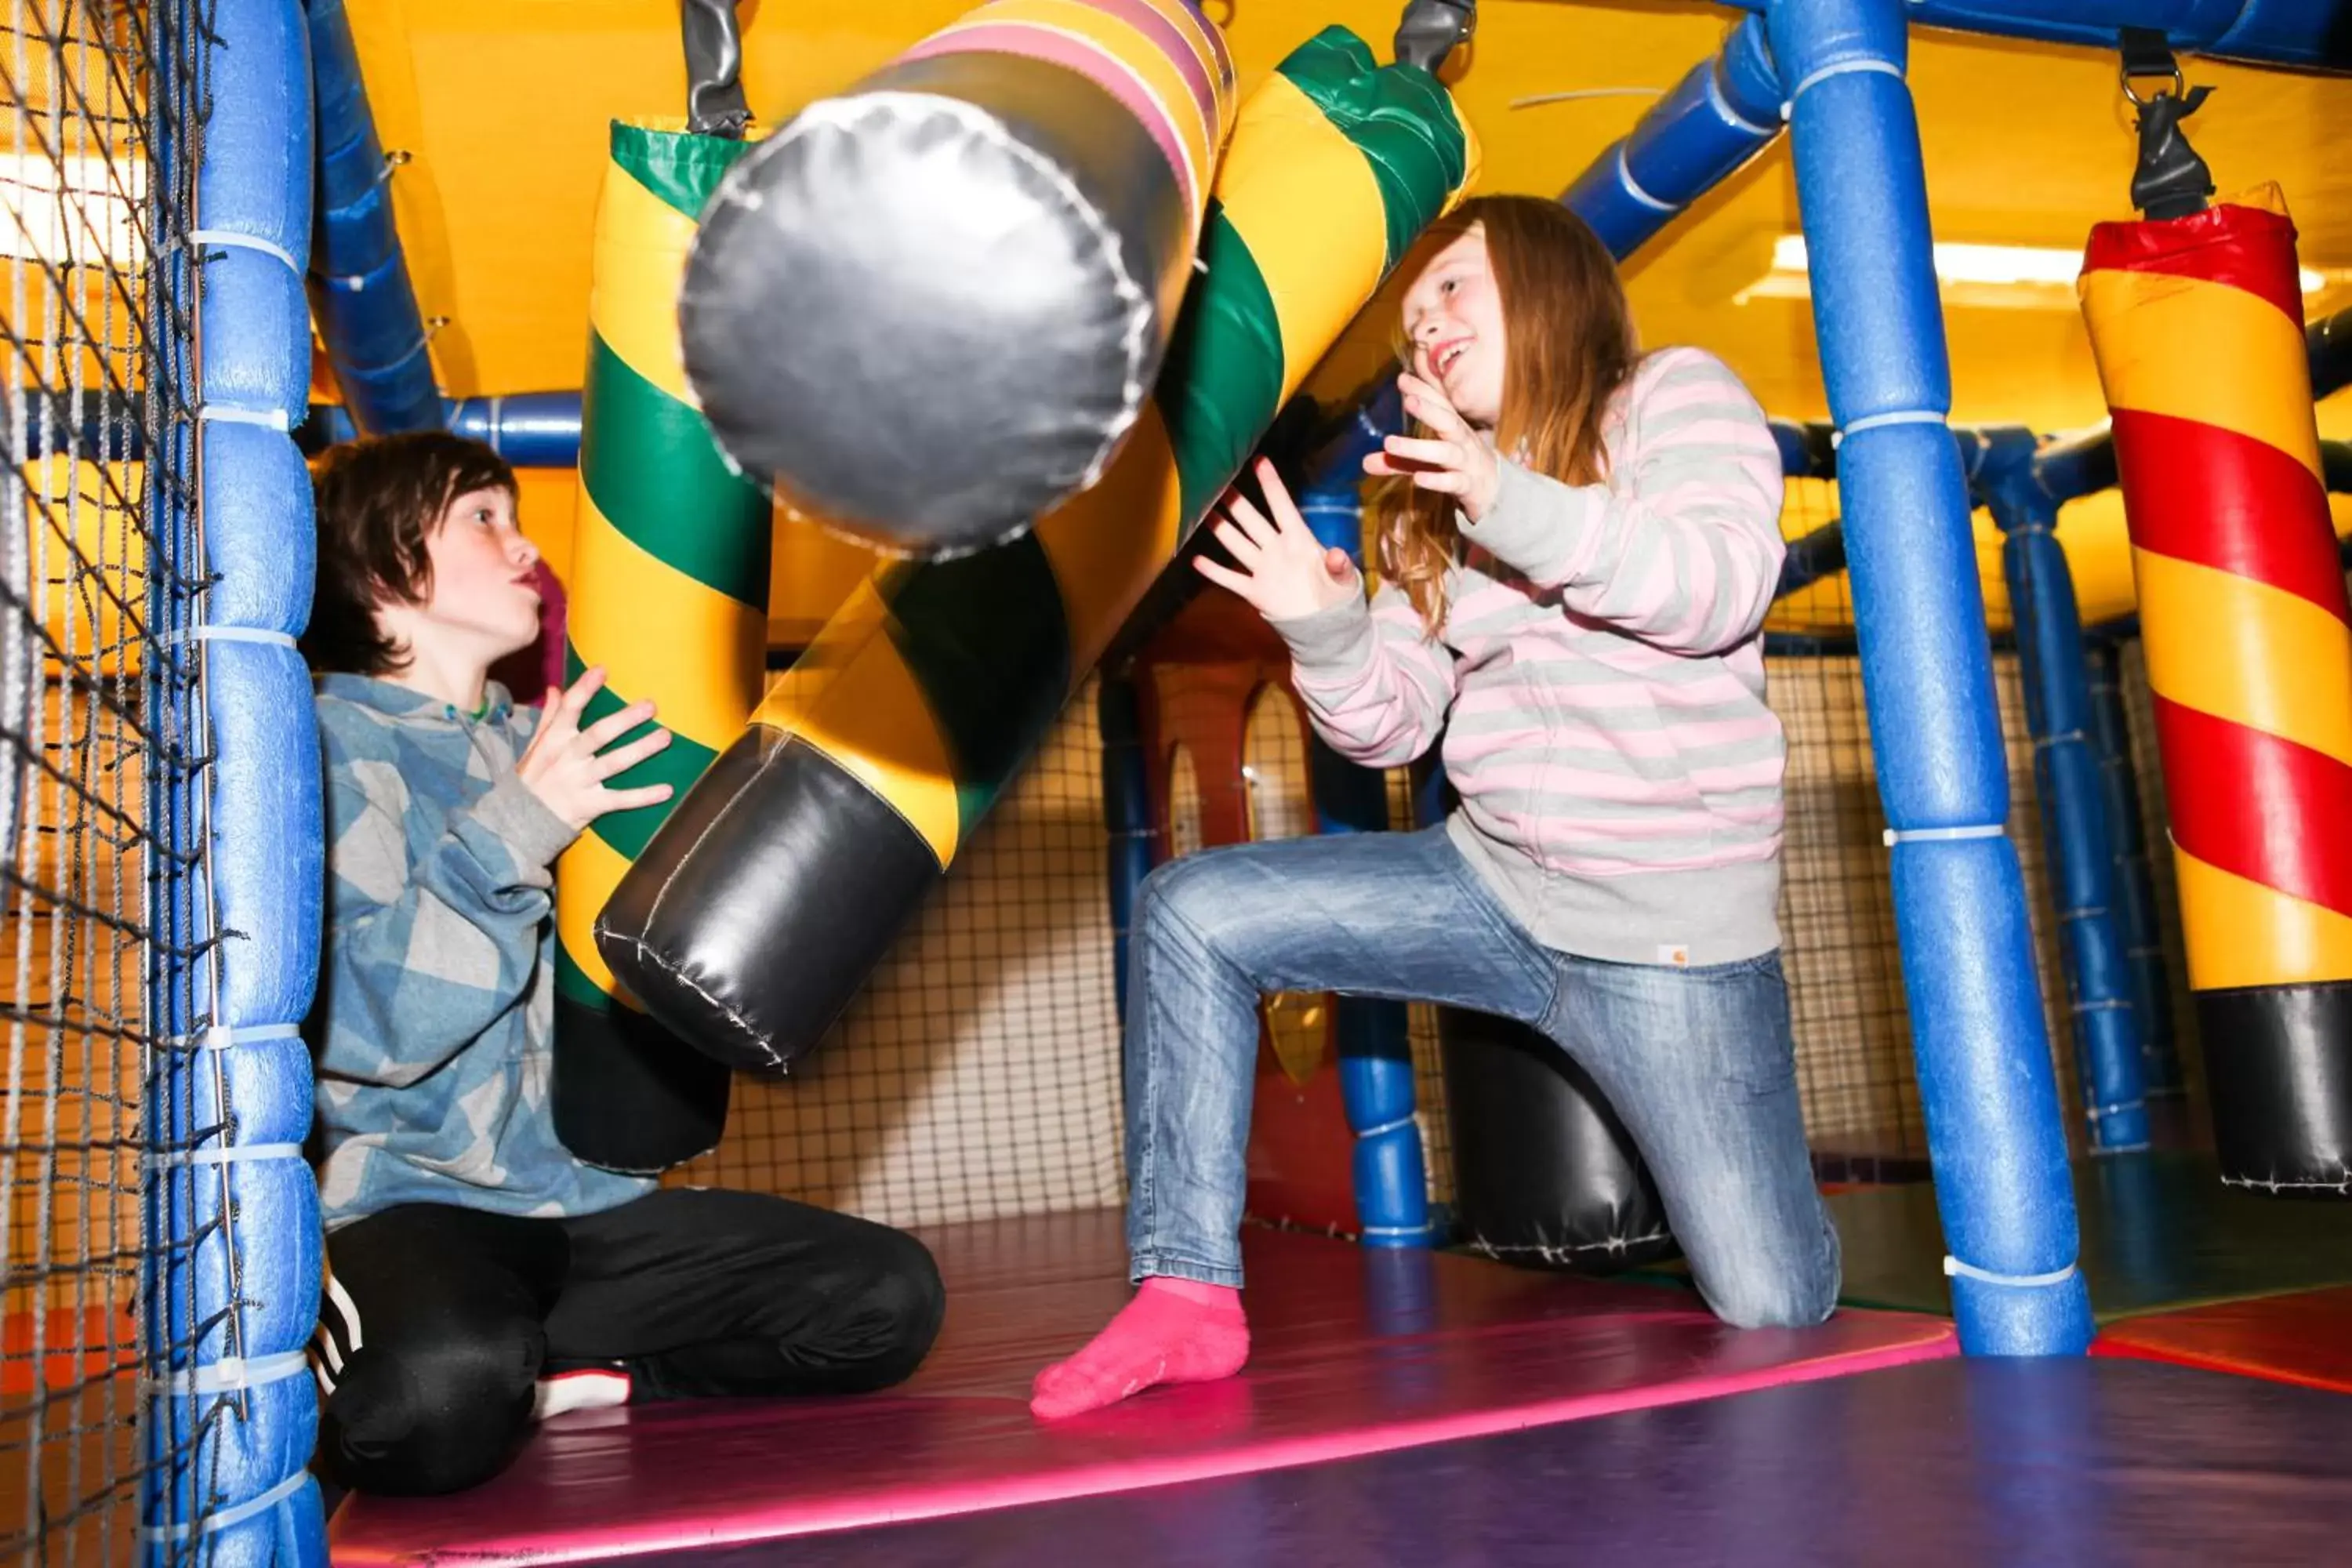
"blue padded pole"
308,0,444,434
2084,637,2183,1096
1980,430,2150,1154
143,0,329,1562
301,391,583,464
1766,0,2092,1356
1309,739,1434,1248
1719,0,2350,72
1771,418,1837,479
1776,521,1849,600
2034,426,2119,506
1099,673,1156,1018
1297,417,1433,1248
1297,381,1399,546
1561,15,1782,256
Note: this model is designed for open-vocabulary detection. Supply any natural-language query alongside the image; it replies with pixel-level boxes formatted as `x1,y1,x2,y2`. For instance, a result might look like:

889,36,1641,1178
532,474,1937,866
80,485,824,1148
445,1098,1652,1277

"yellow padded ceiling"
349,0,2352,434
342,1,2352,635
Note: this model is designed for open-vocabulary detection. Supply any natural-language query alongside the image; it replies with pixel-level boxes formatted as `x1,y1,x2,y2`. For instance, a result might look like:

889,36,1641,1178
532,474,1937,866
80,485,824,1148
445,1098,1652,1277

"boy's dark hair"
302,430,517,676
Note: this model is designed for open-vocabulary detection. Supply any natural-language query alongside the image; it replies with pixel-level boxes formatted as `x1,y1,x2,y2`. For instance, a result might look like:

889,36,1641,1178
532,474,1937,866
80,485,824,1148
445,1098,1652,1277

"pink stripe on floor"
332,1213,1953,1565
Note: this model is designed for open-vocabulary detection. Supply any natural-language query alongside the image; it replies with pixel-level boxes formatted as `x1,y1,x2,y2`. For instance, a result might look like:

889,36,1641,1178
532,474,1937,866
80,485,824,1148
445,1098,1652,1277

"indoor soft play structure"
9,1,2352,1564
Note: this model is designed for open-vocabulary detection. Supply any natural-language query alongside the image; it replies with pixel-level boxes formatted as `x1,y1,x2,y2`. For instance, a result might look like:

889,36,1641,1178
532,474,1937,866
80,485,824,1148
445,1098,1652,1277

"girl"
1032,195,1838,1421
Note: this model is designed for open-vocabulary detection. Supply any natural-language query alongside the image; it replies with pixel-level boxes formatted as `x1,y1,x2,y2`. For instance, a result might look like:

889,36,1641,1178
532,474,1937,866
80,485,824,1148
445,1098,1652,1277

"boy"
301,432,944,1497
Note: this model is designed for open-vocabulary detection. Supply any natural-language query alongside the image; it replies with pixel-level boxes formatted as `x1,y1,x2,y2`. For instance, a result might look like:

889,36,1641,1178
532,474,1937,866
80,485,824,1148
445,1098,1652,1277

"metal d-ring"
2119,58,2184,109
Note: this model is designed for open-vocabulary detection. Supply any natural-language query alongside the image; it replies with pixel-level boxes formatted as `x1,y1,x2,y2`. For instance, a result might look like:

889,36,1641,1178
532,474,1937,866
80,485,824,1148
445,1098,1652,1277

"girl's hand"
1363,371,1501,521
516,666,676,831
1193,457,1360,622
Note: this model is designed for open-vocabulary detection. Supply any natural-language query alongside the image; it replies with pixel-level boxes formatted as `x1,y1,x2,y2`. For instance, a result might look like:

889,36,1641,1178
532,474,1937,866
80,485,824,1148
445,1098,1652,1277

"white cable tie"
1943,1256,2078,1289
143,1348,309,1397
185,228,299,274
1615,145,1676,212
1791,57,1904,102
194,404,289,431
137,1469,310,1542
144,1141,303,1171
162,626,297,648
1882,823,2004,847
1706,68,1777,136
1840,408,1947,440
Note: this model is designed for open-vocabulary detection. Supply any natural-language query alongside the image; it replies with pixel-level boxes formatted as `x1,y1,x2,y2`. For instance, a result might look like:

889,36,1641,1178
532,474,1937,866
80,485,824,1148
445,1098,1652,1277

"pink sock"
1030,1276,1249,1420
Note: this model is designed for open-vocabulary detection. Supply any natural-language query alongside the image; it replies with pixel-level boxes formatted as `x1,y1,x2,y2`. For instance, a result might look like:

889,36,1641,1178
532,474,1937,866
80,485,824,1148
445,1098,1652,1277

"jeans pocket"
1679,954,1800,1099
1679,949,1784,982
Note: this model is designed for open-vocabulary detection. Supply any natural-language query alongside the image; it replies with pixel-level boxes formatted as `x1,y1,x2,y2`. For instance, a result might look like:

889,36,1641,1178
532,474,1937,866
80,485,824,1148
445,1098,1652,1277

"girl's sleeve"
1457,347,1786,656
1269,582,1460,768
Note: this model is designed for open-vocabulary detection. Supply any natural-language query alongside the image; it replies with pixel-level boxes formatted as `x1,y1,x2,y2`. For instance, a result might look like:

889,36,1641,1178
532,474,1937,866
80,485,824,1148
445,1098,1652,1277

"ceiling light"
0,151,146,269
1737,234,2333,309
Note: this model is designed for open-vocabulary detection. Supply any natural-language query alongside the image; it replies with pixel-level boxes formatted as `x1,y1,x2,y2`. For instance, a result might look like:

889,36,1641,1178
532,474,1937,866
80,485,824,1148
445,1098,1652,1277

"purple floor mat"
601,1356,2352,1566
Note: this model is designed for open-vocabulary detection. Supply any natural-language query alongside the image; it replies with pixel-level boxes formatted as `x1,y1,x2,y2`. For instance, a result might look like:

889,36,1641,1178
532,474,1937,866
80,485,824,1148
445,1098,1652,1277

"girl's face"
405,485,542,659
1400,225,1505,430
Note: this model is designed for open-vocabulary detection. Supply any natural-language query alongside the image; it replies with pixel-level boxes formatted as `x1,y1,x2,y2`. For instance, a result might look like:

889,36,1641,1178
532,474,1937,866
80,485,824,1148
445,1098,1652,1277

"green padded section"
1824,1152,2352,1323
608,119,751,221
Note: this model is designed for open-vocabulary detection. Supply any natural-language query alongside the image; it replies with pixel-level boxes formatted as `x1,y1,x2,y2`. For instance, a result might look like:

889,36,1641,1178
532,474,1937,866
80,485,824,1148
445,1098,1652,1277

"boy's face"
387,485,543,666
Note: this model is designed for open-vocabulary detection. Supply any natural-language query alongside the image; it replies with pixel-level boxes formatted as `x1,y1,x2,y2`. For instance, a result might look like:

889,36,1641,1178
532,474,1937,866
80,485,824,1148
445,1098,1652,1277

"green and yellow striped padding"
755,27,1478,868
553,122,771,1162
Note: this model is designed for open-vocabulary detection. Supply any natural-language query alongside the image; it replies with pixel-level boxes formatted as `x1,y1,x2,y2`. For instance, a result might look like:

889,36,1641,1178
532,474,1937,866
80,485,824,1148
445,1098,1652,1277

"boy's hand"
1364,371,1501,522
517,666,674,831
1193,458,1360,623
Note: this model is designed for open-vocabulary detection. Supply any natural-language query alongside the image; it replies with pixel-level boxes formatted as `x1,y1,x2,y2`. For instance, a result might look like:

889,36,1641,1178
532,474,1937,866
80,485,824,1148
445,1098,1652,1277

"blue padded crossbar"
308,0,444,434
1718,0,2351,74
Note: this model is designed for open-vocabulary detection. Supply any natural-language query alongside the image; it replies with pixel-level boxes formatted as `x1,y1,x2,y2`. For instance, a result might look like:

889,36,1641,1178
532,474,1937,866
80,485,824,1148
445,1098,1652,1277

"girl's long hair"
1374,196,1638,637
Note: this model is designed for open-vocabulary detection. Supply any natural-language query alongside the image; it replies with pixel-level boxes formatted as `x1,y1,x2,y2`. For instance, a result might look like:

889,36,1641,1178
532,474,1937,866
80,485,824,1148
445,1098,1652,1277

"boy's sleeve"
1456,347,1786,656
1268,580,1459,768
314,715,579,1088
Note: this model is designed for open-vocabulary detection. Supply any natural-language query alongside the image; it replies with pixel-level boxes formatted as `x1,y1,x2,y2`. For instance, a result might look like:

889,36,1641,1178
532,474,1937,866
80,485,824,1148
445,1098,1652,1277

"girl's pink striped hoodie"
1269,345,1790,968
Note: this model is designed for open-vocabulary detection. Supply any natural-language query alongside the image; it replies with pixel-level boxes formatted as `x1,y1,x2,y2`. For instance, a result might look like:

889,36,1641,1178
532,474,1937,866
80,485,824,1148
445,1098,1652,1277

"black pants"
310,1188,946,1497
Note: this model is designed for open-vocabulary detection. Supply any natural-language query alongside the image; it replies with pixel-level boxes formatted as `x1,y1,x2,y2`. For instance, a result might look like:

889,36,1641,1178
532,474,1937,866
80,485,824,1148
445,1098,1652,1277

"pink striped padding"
1089,0,1230,139
896,8,1214,220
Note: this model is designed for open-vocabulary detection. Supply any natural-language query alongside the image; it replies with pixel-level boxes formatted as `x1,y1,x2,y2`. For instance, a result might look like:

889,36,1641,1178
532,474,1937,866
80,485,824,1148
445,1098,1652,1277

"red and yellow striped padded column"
2080,183,2352,1192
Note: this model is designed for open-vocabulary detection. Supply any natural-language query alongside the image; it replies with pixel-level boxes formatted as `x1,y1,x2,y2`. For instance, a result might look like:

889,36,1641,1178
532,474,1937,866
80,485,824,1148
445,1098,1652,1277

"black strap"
2118,24,2176,83
2118,27,2214,221
2131,87,2216,220
1394,0,1476,74
684,0,751,140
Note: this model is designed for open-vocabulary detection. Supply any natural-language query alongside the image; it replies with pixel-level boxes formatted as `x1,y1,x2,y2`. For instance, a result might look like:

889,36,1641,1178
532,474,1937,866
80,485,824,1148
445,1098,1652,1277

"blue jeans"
1123,824,1842,1329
